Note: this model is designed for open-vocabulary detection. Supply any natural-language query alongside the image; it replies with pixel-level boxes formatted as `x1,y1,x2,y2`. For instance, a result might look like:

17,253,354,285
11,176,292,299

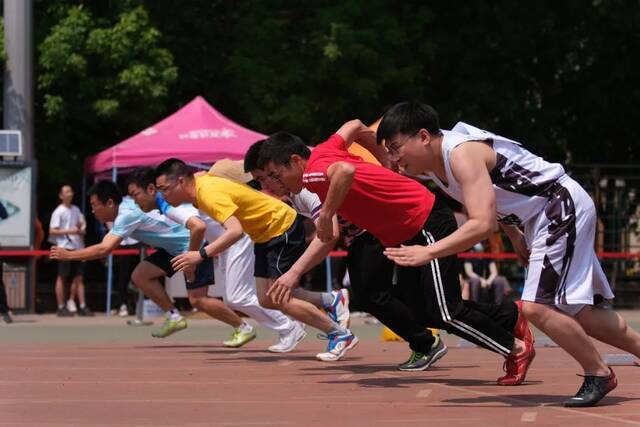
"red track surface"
1,340,639,426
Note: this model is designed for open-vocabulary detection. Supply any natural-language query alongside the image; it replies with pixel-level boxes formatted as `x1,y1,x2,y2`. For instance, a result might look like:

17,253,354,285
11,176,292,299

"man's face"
384,130,431,176
250,169,288,197
127,183,156,212
155,174,188,207
89,194,118,223
263,157,305,194
59,185,74,204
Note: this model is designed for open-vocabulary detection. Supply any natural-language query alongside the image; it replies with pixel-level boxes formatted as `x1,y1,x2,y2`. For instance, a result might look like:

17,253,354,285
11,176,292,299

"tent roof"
84,96,266,174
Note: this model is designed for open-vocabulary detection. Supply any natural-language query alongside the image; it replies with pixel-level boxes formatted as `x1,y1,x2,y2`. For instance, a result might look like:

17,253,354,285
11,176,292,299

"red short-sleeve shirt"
303,134,435,246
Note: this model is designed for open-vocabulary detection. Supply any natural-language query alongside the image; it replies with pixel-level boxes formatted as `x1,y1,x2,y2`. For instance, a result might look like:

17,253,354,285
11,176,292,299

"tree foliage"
8,0,638,217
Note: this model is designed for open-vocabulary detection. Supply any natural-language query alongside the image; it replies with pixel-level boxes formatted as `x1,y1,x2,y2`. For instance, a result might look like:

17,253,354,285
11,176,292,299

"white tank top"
429,122,566,226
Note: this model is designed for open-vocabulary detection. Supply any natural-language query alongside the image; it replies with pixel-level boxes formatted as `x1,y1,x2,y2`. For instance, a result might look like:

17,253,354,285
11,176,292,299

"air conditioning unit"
0,130,22,157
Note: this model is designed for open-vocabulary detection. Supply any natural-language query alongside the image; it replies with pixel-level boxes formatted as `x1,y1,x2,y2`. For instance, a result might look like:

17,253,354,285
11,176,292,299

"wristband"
199,247,209,259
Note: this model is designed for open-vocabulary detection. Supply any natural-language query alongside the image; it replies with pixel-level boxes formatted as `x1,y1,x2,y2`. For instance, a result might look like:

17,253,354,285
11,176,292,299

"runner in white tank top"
377,100,640,407
432,122,613,310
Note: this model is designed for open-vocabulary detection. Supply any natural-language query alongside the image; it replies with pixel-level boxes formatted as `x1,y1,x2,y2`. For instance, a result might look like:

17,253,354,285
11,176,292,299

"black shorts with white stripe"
396,197,518,356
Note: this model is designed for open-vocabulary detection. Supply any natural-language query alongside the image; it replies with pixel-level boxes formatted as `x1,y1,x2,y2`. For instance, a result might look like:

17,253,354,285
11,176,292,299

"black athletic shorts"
145,248,214,290
254,214,307,279
57,260,85,280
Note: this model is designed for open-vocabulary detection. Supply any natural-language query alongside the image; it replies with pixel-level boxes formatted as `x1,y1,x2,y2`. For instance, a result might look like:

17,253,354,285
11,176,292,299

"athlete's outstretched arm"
184,216,206,252
385,142,496,266
171,215,243,272
50,233,123,261
316,161,355,243
336,119,390,167
267,215,339,304
499,223,529,266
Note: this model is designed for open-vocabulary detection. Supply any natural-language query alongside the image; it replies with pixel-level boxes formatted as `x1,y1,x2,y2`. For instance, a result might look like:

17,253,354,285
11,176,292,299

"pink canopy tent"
83,96,266,316
84,96,266,175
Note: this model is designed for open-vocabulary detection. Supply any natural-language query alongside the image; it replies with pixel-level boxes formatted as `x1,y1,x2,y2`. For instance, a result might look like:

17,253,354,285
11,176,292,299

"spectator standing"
49,185,93,316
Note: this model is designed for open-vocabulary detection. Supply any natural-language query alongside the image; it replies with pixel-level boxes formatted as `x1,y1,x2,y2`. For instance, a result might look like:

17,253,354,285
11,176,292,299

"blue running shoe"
325,288,350,329
315,329,359,361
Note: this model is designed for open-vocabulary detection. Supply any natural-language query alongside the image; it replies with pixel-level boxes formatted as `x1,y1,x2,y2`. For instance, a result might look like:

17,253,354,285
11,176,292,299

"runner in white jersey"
155,190,306,353
377,100,640,407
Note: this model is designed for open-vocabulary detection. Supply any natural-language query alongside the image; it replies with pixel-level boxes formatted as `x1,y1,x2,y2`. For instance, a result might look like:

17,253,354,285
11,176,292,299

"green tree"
35,1,176,212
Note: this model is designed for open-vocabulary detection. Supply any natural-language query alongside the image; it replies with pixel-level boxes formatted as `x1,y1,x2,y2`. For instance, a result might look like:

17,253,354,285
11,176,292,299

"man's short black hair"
376,100,441,145
58,184,73,193
244,139,266,172
258,131,310,168
88,180,122,205
155,158,193,181
125,167,156,189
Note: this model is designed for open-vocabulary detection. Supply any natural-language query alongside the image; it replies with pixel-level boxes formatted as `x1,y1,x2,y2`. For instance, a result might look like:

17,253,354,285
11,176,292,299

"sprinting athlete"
376,100,639,406
154,158,359,361
259,121,534,384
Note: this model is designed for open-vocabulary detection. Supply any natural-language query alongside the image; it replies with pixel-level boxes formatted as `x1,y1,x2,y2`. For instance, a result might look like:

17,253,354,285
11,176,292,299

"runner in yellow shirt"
154,158,358,361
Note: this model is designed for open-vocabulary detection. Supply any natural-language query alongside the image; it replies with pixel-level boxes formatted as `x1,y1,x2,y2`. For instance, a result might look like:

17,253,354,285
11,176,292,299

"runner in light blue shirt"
111,196,190,256
50,179,198,339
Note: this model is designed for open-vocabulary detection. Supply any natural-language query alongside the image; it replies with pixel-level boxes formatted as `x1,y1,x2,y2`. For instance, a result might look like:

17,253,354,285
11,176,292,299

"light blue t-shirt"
110,197,190,256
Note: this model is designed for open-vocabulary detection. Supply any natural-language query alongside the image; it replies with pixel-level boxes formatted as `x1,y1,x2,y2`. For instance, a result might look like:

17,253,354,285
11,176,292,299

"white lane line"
521,412,537,422
416,389,432,398
278,361,293,367
339,374,353,380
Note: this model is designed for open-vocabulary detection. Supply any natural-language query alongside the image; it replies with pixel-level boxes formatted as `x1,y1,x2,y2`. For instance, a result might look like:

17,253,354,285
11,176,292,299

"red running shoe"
514,300,534,346
497,339,536,386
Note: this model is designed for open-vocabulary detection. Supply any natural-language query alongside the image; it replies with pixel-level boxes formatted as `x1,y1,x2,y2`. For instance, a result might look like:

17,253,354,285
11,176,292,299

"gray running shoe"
398,334,448,371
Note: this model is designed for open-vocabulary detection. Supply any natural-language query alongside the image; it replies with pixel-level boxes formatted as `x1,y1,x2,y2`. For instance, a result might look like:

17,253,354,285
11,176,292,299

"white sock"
327,322,347,336
238,322,253,333
167,309,181,321
321,292,335,309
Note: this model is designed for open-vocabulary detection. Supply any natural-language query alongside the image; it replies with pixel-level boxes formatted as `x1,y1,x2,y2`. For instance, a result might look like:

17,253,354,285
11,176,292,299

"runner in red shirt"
258,120,535,384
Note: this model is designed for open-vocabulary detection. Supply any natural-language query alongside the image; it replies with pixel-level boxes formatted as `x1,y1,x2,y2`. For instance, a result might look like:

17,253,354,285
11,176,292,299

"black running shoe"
398,335,448,371
2,312,12,324
563,368,617,407
77,307,95,317
56,307,74,317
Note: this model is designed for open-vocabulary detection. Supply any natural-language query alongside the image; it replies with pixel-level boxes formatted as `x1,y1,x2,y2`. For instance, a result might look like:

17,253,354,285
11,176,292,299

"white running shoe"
118,304,129,317
66,299,78,313
268,322,307,353
315,330,359,362
325,289,350,329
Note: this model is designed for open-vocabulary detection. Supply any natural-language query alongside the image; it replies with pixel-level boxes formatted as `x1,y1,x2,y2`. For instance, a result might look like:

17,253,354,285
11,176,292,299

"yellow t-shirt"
195,175,297,243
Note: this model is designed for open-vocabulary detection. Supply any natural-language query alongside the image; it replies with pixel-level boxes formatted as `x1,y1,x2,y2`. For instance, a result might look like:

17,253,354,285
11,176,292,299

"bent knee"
521,300,548,323
188,296,207,310
258,295,277,310
130,271,143,287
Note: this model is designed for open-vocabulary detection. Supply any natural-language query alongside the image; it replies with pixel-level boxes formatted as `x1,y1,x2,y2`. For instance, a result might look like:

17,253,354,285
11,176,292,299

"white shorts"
520,175,614,316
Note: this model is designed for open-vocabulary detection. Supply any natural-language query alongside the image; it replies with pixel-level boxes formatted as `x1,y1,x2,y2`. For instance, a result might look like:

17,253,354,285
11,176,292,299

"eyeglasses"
386,132,418,157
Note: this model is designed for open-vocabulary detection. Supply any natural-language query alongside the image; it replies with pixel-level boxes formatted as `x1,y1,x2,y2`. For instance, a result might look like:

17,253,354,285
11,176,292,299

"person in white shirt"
49,185,93,317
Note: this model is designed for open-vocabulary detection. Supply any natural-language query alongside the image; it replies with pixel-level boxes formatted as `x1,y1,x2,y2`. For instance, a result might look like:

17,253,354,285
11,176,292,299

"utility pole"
3,0,34,160
3,0,36,313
